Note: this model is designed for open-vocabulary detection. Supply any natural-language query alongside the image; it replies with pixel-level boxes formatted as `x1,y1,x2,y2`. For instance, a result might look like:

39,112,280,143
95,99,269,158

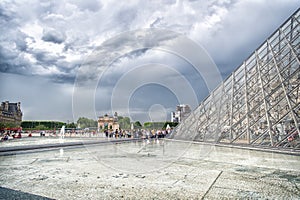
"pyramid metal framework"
171,9,300,150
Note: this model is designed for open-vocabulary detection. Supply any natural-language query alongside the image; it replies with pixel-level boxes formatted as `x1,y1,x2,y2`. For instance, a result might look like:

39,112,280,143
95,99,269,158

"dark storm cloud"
0,46,18,60
1,0,298,86
33,49,65,64
0,0,299,122
0,3,33,76
99,29,179,57
0,2,78,84
73,29,182,88
51,73,76,84
42,29,66,44
0,44,32,76
0,6,13,22
121,48,149,60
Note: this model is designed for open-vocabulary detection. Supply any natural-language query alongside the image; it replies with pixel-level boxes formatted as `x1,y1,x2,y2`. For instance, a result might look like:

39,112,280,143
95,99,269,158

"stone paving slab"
0,186,53,200
0,138,140,156
0,139,299,199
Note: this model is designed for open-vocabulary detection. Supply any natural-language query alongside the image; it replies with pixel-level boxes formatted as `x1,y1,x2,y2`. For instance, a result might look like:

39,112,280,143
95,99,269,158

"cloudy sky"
0,0,299,123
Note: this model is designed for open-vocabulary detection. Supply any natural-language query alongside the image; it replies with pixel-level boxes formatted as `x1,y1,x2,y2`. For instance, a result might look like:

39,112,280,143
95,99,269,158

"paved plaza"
0,138,299,199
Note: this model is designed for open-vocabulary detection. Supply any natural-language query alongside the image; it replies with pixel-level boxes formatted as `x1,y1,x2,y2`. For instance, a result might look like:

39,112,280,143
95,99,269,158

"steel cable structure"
171,8,300,150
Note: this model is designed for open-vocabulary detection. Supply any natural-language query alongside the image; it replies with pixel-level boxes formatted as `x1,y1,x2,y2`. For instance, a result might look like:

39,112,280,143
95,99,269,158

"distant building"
171,104,191,123
98,112,119,131
0,101,22,125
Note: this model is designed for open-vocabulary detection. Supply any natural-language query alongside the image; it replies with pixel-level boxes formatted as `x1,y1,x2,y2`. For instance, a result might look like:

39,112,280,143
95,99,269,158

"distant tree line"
20,118,98,130
21,121,66,130
77,117,97,129
3,117,179,131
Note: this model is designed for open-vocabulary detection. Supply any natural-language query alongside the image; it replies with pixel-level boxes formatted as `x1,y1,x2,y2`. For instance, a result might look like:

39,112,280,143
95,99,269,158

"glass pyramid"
170,8,300,150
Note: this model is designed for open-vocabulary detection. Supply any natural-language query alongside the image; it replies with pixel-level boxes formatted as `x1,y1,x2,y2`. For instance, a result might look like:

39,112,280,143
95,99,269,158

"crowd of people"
104,128,172,139
0,127,173,141
0,131,23,141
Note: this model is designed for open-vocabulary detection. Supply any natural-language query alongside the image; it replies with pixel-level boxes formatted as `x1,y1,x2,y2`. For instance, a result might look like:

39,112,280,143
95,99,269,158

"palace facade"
0,101,22,125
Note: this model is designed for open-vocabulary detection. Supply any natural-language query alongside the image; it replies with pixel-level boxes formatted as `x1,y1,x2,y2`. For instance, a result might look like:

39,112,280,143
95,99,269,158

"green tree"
35,124,47,130
118,116,124,121
0,122,5,129
77,117,97,128
118,117,131,129
144,122,152,128
66,122,76,129
21,121,65,130
163,122,178,129
134,121,142,128
143,122,167,129
5,122,18,128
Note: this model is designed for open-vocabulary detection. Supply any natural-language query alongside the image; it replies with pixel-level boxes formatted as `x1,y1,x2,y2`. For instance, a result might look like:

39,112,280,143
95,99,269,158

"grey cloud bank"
0,0,299,122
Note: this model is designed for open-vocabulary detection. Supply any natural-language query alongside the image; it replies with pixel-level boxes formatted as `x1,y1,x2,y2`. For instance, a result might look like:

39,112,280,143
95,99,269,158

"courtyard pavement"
0,138,299,199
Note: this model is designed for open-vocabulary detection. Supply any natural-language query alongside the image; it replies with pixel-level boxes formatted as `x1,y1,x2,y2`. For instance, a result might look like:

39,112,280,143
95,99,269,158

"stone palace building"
0,101,22,125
